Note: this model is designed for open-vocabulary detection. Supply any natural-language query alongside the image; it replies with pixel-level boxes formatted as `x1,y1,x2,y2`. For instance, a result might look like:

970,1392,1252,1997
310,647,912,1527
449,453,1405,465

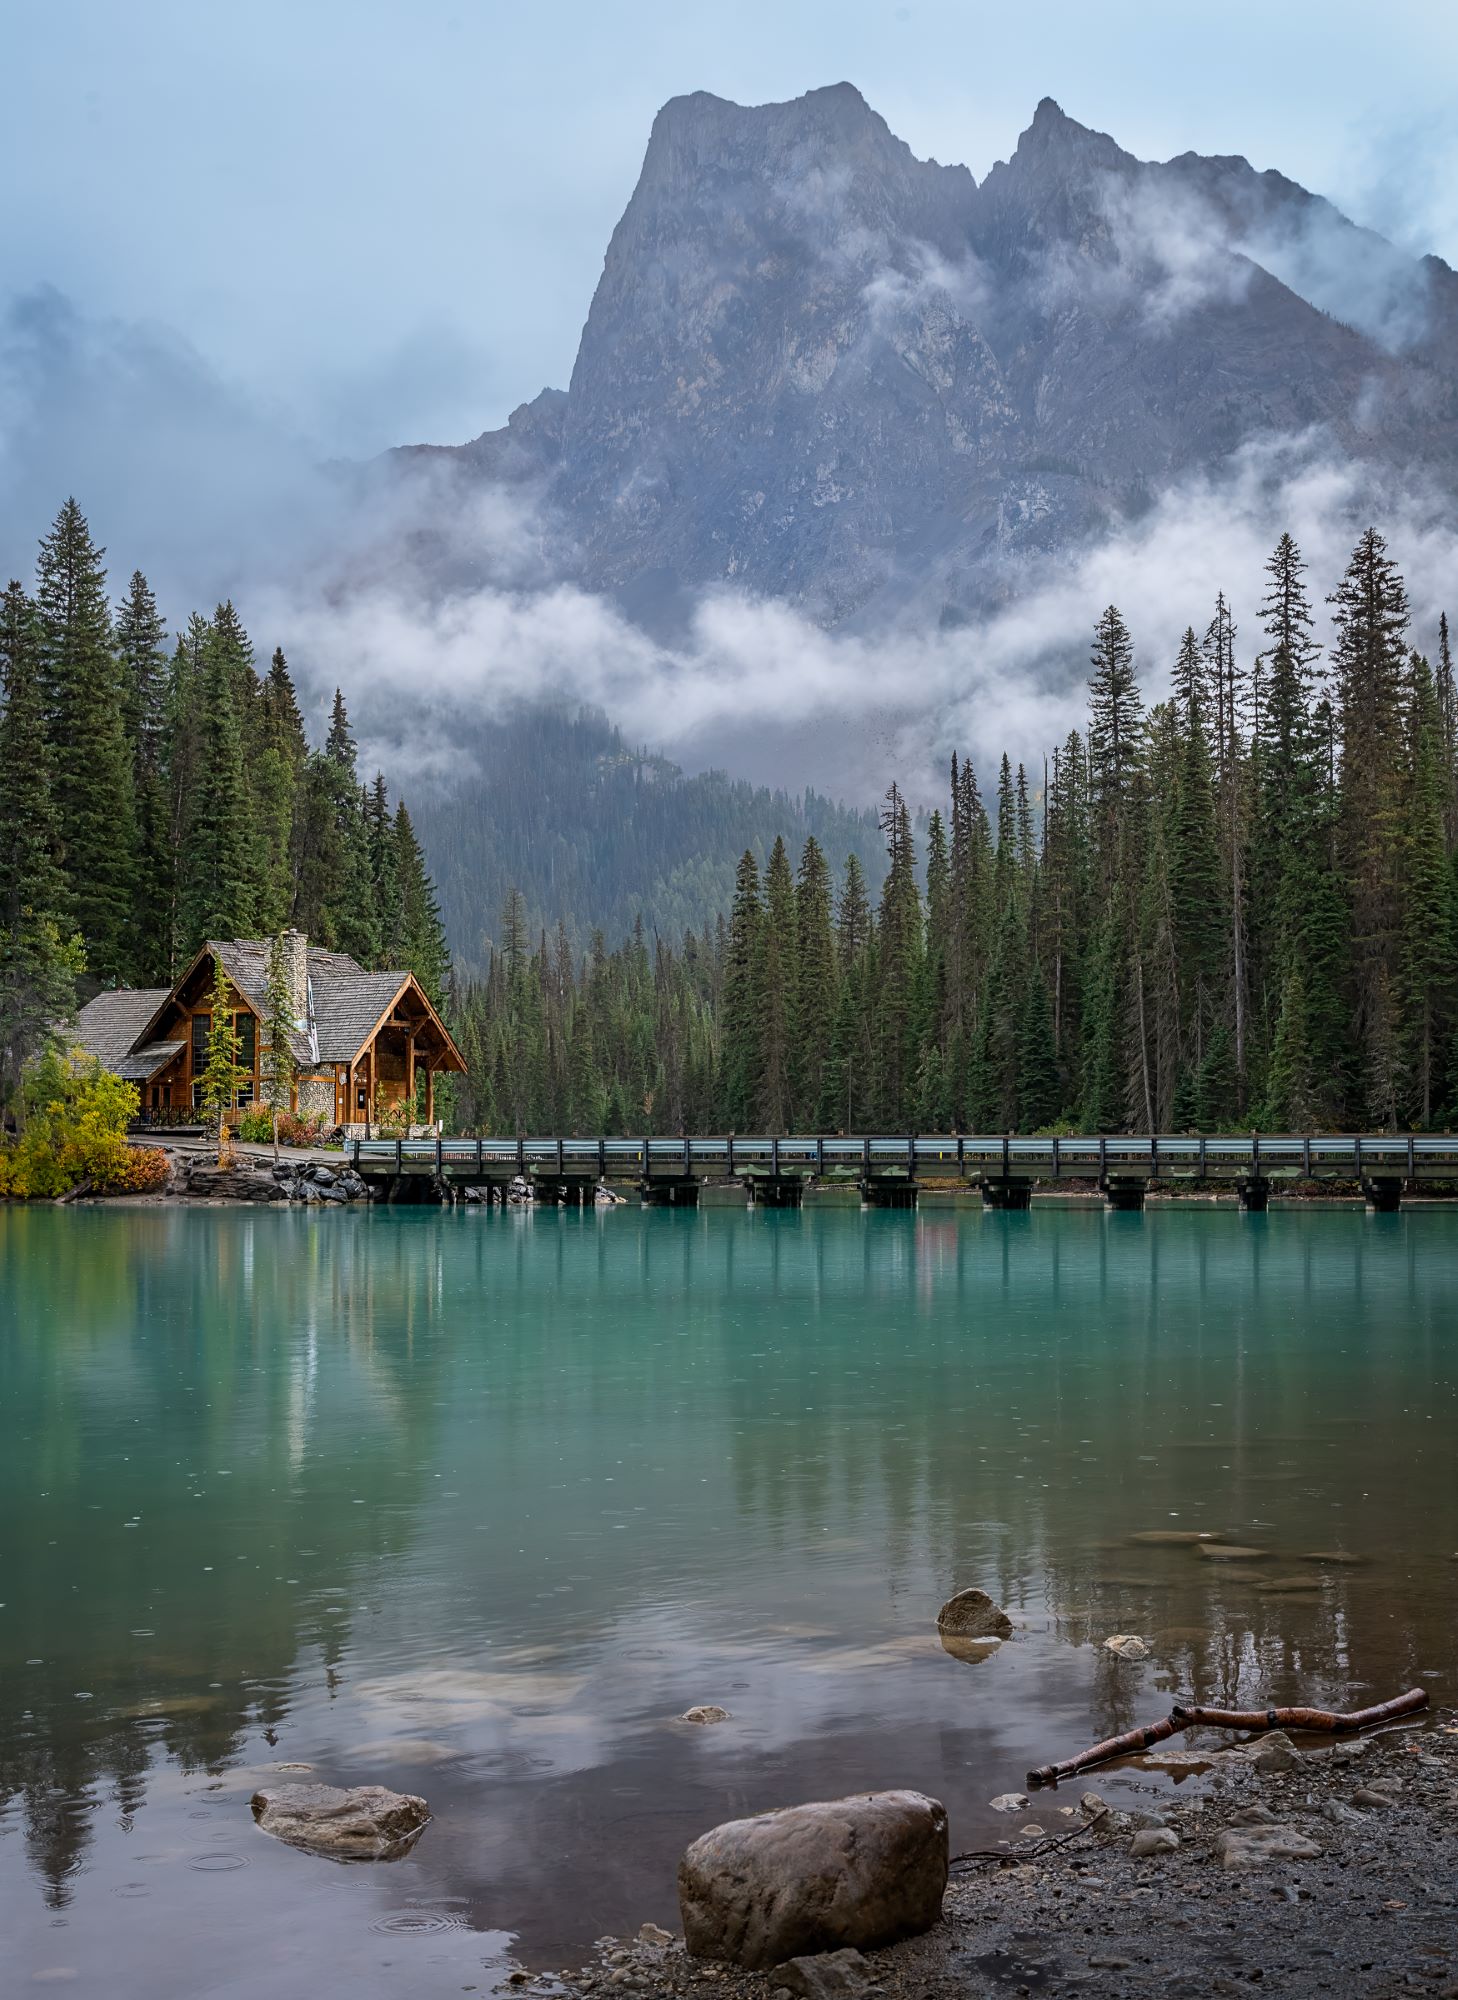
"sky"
4,0,1457,805
5,0,1457,463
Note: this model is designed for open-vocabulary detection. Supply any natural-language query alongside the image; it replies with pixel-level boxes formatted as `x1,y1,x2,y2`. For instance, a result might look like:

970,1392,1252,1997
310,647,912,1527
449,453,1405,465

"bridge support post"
642,1180,699,1208
861,1179,916,1209
1103,1178,1145,1212
1361,1176,1403,1213
981,1179,1031,1211
1238,1178,1270,1212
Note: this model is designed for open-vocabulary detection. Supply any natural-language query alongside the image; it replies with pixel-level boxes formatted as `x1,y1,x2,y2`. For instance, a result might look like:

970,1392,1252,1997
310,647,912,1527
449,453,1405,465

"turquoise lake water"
1,1202,1455,1996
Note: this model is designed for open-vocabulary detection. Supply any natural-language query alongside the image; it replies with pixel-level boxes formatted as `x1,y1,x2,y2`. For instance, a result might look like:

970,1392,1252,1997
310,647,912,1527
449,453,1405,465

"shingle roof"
311,967,409,1062
75,989,172,1071
78,942,458,1081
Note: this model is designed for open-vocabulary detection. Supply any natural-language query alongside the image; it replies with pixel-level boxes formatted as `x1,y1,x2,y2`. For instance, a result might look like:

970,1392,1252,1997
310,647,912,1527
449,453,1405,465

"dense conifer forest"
450,530,1458,1137
407,707,886,972
4,503,1456,1136
0,499,450,1115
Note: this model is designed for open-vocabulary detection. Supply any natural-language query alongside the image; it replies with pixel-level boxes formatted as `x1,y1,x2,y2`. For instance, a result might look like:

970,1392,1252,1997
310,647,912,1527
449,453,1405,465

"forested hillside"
451,530,1458,1137
0,499,449,1114
407,707,885,971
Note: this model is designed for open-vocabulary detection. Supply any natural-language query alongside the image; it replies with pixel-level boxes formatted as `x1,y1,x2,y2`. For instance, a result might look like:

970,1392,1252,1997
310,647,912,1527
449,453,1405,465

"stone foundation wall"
296,1073,336,1120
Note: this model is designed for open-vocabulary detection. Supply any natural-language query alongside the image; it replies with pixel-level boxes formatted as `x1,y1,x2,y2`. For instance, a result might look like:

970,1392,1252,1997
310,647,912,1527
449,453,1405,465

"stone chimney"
281,929,308,1030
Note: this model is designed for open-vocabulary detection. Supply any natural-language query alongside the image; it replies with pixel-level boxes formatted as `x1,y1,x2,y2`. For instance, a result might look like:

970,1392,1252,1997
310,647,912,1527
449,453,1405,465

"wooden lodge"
75,931,465,1131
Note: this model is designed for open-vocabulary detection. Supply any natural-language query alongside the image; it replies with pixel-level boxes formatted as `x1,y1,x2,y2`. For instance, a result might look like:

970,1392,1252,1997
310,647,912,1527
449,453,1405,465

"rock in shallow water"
680,1705,731,1724
1102,1633,1150,1660
935,1588,1012,1638
250,1782,429,1860
678,1790,948,1968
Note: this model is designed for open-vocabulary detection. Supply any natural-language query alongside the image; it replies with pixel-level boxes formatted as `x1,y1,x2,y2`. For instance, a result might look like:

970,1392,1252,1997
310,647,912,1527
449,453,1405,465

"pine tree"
114,571,170,980
180,617,256,944
1087,604,1141,880
1330,528,1411,1095
263,931,298,1160
199,959,245,1165
35,499,137,980
721,851,763,1129
793,836,836,1127
1400,653,1453,1124
393,802,451,1005
753,837,795,1130
874,784,921,1127
0,583,82,1121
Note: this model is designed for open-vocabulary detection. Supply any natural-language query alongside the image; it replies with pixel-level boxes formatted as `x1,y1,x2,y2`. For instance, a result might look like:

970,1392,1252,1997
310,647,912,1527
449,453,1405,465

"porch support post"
425,1064,435,1128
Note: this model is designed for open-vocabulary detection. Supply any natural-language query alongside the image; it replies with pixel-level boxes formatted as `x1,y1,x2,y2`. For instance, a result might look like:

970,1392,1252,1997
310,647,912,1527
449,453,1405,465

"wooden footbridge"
343,1133,1458,1210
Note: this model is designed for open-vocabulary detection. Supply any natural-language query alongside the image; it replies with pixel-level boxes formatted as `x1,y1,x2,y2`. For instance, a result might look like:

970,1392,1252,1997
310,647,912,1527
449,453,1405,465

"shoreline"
530,1717,1458,1998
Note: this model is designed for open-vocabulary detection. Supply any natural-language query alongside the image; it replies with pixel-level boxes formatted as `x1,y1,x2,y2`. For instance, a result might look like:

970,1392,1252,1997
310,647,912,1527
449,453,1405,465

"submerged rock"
1197,1543,1270,1561
680,1705,731,1724
1299,1550,1367,1566
1129,1530,1223,1545
678,1790,948,1968
936,1588,1013,1639
989,1792,1029,1813
938,1632,1003,1665
250,1782,429,1860
1102,1633,1150,1660
1256,1576,1327,1595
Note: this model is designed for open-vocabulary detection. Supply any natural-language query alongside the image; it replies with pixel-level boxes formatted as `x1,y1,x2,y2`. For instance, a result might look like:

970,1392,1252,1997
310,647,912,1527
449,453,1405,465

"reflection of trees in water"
0,1209,450,1901
2,1205,1453,1904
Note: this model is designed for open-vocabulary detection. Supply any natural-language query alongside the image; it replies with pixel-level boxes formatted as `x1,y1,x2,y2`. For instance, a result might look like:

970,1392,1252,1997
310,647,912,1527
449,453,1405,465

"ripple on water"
369,1911,468,1936
186,1852,248,1872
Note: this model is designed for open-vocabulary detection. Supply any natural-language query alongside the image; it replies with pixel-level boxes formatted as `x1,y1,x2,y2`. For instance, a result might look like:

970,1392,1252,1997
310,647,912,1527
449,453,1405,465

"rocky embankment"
173,1156,372,1204
525,1719,1457,2000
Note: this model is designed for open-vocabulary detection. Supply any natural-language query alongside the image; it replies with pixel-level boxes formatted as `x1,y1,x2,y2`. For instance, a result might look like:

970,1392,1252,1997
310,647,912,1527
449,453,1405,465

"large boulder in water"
677,1790,947,1967
250,1782,428,1860
936,1587,1012,1639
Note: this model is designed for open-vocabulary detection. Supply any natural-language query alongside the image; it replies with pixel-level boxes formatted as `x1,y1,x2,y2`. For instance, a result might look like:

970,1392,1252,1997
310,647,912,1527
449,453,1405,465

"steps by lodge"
343,1134,1454,1210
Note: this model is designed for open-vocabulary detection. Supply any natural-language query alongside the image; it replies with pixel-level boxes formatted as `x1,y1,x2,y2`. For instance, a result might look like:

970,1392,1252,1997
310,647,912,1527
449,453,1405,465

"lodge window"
191,1013,209,1073
235,1013,256,1072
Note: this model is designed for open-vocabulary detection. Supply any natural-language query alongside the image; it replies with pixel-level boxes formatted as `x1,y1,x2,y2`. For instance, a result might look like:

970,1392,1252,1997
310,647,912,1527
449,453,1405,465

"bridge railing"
345,1134,1458,1175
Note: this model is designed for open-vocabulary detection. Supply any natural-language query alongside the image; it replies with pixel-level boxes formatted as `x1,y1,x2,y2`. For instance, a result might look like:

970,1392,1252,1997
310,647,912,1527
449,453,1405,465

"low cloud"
262,426,1458,813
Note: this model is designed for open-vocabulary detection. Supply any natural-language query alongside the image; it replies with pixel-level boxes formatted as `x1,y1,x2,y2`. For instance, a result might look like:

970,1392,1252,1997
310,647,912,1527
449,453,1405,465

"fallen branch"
950,1806,1109,1870
1027,1686,1428,1788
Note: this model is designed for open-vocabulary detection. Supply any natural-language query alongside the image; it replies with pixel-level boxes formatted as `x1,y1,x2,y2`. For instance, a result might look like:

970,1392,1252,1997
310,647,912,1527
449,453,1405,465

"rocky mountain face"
403,86,1458,629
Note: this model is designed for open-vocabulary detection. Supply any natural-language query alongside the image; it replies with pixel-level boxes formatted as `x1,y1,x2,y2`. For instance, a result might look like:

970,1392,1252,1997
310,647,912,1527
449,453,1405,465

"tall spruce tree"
35,499,136,980
0,583,82,1120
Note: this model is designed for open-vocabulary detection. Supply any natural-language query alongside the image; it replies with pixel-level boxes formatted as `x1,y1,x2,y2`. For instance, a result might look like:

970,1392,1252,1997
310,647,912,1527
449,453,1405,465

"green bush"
0,1048,143,1198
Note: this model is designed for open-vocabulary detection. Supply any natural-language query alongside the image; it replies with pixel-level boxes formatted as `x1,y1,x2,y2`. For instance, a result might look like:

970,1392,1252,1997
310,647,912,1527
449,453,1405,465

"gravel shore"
521,1715,1458,1999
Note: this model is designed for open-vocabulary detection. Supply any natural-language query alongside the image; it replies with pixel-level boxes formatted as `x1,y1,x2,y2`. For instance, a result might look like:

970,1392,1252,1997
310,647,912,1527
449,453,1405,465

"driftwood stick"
1169,1689,1429,1733
1026,1714,1180,1788
951,1807,1109,1870
1027,1686,1427,1788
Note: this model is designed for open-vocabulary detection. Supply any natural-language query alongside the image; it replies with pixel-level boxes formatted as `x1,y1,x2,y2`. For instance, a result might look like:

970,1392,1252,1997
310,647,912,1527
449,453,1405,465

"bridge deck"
345,1134,1458,1185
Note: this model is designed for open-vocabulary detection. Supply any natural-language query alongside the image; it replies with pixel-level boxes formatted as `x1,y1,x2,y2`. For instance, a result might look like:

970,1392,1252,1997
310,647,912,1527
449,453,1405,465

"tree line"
452,528,1458,1136
0,498,450,1117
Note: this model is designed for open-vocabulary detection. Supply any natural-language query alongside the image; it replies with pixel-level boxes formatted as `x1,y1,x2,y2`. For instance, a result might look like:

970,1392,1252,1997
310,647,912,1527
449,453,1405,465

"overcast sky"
6,0,1457,463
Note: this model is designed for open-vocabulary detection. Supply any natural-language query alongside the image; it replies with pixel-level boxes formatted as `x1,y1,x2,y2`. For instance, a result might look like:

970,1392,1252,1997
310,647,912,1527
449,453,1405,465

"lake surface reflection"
1,1202,1454,1996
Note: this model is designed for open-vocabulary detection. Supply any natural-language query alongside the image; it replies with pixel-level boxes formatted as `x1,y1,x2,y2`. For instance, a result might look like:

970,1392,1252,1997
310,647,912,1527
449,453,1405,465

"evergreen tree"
0,583,82,1121
263,931,298,1160
721,851,763,1129
199,959,245,1164
793,835,836,1127
114,570,170,980
35,499,136,980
